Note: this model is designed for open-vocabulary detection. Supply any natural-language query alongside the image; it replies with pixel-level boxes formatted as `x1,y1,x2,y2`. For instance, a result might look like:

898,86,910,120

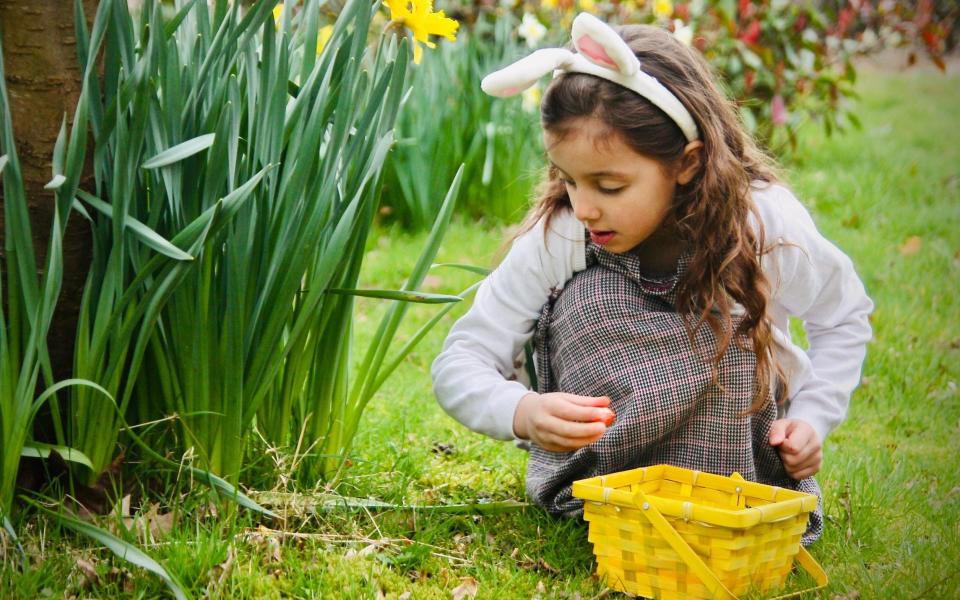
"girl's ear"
676,140,704,185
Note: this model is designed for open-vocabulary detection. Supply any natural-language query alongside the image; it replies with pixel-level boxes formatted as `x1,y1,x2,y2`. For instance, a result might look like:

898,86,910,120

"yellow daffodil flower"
273,4,336,56
653,0,673,19
541,0,559,10
384,0,459,64
316,24,334,54
522,85,542,113
578,0,596,12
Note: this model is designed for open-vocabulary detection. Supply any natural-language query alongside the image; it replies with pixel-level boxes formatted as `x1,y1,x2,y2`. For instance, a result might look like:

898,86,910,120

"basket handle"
633,490,828,600
634,489,737,600
768,546,828,599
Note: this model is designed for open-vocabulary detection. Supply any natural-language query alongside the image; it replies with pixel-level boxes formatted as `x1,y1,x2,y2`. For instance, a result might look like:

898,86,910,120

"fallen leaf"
208,545,236,587
399,592,412,600
451,576,478,600
358,540,387,557
532,579,547,599
243,527,283,563
75,557,99,587
128,503,175,541
898,236,922,256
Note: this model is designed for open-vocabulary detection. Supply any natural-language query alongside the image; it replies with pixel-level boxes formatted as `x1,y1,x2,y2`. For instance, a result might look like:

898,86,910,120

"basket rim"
571,464,818,528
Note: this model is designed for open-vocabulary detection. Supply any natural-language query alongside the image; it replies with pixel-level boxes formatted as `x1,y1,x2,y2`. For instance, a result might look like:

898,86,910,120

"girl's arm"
431,212,584,441
759,185,874,443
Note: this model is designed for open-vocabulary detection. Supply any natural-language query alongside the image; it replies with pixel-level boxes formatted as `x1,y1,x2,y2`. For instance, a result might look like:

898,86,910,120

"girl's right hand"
513,392,614,452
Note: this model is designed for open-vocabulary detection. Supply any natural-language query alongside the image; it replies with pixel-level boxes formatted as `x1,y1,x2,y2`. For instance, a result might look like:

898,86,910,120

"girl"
431,14,872,542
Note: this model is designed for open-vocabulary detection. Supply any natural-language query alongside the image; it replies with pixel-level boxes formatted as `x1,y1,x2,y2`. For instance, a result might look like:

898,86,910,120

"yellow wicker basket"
571,464,827,600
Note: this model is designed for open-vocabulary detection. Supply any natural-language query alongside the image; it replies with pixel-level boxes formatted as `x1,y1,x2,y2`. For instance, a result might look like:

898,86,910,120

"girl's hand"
769,419,822,479
513,392,614,452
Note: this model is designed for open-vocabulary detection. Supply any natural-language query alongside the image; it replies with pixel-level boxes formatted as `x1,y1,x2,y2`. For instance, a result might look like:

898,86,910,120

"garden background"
0,0,958,598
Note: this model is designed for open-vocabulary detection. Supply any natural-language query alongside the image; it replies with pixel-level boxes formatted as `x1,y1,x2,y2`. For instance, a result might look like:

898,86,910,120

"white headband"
481,13,700,143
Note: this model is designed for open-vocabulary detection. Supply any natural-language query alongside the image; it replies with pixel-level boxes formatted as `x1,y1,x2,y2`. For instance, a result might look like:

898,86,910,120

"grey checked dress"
526,238,823,545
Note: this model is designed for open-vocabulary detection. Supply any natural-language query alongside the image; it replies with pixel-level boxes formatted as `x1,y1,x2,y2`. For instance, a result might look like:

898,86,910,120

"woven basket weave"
571,464,827,599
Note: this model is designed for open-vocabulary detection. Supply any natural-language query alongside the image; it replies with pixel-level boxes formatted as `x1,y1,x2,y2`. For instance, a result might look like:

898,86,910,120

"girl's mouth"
589,230,615,245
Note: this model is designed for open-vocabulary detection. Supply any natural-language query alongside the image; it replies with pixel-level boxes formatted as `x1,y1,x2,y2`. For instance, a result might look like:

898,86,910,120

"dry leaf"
898,236,922,256
243,527,283,563
399,592,412,600
133,503,175,540
451,576,479,600
75,557,100,587
208,545,236,587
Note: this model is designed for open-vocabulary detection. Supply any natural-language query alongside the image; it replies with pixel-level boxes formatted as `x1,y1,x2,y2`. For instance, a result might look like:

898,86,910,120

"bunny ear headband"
481,13,700,143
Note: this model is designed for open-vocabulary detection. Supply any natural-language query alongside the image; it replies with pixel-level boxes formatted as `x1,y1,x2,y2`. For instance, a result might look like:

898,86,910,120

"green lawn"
3,64,959,599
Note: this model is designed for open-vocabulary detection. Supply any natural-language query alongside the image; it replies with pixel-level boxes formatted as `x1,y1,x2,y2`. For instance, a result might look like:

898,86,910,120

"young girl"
432,14,872,543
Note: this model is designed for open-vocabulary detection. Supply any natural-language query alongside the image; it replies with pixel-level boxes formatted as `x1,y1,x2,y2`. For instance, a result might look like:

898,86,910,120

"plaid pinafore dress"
526,238,823,545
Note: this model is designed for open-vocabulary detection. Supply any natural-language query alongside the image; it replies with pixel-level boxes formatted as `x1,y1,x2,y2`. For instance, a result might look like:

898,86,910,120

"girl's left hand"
768,419,822,479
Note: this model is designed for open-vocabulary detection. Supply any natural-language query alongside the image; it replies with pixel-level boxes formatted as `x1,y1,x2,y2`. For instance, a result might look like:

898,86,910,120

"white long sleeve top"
431,183,873,443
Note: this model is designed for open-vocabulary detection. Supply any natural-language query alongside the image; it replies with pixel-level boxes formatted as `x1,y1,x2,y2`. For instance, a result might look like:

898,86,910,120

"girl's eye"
598,186,625,195
562,178,576,187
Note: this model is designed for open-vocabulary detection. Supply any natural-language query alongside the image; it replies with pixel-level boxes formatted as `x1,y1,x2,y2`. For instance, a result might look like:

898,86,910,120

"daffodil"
522,84,542,113
273,5,335,57
672,19,693,46
384,0,459,64
518,13,547,48
316,24,334,55
653,0,673,19
541,0,558,10
578,0,597,12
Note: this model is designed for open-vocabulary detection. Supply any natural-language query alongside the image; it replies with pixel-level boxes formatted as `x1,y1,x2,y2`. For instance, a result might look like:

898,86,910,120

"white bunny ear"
481,12,700,141
571,13,639,76
481,48,574,97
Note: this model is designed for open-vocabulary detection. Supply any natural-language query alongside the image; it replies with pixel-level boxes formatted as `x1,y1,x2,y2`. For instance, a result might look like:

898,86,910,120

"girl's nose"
572,192,601,223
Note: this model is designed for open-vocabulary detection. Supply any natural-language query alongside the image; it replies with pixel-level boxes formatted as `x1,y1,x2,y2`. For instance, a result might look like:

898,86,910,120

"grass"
2,63,959,599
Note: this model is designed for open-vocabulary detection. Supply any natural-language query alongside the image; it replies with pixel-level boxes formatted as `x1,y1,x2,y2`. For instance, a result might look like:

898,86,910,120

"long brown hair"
524,24,783,412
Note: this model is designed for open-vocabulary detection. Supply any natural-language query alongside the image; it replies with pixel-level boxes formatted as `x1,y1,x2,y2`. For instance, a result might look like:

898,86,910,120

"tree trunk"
0,0,98,382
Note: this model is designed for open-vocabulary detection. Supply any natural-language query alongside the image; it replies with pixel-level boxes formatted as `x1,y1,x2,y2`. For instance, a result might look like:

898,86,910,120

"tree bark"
0,0,98,382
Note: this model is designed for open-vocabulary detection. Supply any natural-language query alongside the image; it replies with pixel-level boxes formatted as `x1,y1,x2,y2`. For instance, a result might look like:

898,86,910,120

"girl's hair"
525,24,783,412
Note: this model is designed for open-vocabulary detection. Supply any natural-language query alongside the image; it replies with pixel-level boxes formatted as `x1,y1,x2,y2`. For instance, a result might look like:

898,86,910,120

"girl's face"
544,117,681,255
